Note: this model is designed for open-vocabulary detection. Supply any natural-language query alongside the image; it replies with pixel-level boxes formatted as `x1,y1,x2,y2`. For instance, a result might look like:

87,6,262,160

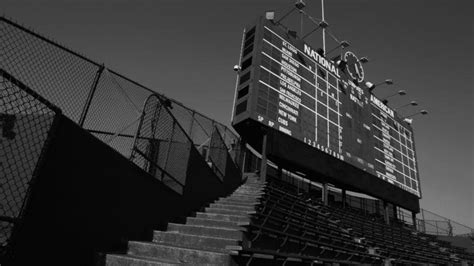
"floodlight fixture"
381,90,407,104
319,20,329,28
233,65,241,72
316,48,325,56
325,40,350,56
359,57,369,63
340,40,350,48
403,109,428,119
295,0,306,10
394,101,418,110
366,79,394,92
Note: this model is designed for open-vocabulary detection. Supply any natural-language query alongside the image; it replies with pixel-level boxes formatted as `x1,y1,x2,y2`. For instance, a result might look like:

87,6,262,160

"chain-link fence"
130,95,244,194
207,127,227,179
1,16,241,164
0,69,61,260
130,95,189,194
396,208,474,237
1,15,244,261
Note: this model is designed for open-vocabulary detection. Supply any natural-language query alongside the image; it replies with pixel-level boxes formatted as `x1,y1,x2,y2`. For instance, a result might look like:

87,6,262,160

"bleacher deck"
236,174,474,265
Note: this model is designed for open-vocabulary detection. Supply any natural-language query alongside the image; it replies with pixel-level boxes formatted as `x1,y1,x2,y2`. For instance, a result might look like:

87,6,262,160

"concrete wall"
10,116,242,265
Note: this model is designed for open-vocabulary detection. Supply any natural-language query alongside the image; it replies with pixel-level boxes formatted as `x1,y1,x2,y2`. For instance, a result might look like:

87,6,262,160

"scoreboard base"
234,118,420,213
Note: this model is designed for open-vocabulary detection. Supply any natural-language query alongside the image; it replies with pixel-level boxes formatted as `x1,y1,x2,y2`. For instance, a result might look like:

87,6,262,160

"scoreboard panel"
232,17,421,198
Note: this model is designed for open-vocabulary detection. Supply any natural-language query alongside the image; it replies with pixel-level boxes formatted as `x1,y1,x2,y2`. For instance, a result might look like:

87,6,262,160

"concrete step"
106,254,180,265
240,186,265,190
243,180,265,184
214,199,257,207
196,212,250,223
186,216,248,228
217,198,260,206
153,231,238,252
205,207,255,217
229,194,263,199
235,186,265,191
167,223,243,240
226,195,262,202
236,185,265,189
209,203,255,212
127,241,232,265
212,200,257,208
232,191,264,195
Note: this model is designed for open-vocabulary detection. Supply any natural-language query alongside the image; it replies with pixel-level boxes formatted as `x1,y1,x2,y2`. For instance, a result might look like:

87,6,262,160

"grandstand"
1,3,473,266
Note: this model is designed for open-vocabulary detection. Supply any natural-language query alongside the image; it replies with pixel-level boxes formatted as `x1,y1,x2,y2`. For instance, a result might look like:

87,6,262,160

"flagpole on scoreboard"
321,0,326,55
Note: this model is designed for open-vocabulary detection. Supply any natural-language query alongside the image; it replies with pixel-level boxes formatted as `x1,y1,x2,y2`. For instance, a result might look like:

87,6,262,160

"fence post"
421,209,426,233
341,189,346,208
206,123,215,162
411,212,417,230
188,111,195,138
162,121,176,181
78,64,104,127
260,132,268,181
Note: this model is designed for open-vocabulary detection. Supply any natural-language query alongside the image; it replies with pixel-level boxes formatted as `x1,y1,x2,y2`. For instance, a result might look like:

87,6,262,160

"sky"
2,0,473,227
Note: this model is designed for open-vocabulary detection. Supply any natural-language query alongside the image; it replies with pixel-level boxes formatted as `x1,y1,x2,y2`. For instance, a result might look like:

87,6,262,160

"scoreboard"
232,17,421,198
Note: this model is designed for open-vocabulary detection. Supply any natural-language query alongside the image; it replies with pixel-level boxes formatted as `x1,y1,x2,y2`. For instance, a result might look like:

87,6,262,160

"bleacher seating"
237,173,474,265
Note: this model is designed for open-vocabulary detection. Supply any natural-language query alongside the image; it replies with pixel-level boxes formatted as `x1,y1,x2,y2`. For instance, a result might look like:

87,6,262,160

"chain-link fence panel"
208,127,228,180
415,209,474,237
2,16,241,167
84,69,153,158
131,95,194,194
0,69,60,260
1,17,99,122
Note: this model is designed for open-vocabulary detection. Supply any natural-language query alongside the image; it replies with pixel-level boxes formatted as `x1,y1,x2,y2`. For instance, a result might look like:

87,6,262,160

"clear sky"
3,0,473,227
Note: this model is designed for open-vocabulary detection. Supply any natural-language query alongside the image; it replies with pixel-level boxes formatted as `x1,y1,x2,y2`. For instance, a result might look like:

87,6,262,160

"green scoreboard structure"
232,16,421,212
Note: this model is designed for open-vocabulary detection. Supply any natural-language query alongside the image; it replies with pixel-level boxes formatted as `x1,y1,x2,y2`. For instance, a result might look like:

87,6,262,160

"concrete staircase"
106,175,265,265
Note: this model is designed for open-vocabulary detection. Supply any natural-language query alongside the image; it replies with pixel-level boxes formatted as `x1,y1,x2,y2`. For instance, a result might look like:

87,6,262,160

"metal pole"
322,183,328,205
260,132,268,181
383,201,390,225
188,111,195,138
241,144,247,173
79,64,104,127
162,122,176,181
341,189,346,208
321,0,326,55
412,212,417,230
206,123,215,162
231,29,246,122
421,209,426,233
300,9,304,36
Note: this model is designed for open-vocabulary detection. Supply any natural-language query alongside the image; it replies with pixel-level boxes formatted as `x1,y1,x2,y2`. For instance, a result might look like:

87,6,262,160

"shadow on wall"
9,115,243,266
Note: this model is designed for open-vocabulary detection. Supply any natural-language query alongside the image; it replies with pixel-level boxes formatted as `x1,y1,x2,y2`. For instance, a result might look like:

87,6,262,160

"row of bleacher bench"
236,174,474,265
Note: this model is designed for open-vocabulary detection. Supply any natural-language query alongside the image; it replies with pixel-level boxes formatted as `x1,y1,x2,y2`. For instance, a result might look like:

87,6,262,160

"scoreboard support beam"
260,132,268,181
277,165,283,180
383,201,390,225
412,212,417,230
341,189,347,208
393,205,398,221
322,183,328,206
